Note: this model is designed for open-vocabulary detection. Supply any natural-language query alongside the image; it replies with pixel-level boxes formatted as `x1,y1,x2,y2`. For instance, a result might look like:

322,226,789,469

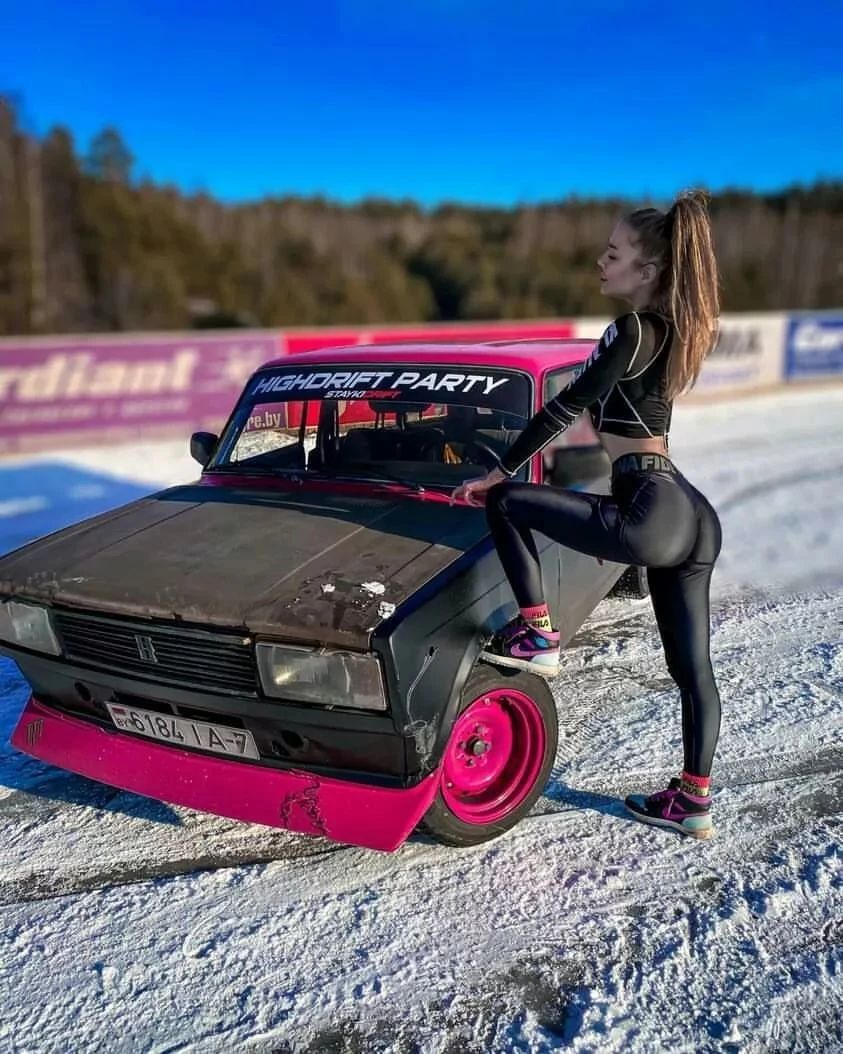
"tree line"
0,96,840,337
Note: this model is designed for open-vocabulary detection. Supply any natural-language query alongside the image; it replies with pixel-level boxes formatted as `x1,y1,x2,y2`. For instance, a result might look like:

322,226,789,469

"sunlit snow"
1,387,841,1053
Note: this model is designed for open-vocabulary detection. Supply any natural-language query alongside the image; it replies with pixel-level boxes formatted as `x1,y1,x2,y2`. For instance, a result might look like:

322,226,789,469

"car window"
229,403,311,464
211,363,532,486
543,368,600,450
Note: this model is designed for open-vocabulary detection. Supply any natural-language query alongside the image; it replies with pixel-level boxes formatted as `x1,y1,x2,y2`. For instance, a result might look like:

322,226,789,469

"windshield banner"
250,367,515,403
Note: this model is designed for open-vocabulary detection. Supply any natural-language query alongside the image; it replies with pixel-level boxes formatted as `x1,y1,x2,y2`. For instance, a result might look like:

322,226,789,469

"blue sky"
3,0,841,206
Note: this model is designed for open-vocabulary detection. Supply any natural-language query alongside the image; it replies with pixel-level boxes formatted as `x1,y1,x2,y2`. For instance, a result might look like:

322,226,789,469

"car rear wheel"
610,564,650,599
419,664,558,847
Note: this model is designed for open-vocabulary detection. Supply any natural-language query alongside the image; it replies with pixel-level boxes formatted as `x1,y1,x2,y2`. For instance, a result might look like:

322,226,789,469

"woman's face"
597,222,652,301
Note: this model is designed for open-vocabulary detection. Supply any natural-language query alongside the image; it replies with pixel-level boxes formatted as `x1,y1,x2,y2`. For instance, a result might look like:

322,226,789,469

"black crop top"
499,311,674,476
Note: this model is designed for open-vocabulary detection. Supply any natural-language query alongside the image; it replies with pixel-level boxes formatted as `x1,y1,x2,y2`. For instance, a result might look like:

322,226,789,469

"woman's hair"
624,189,720,397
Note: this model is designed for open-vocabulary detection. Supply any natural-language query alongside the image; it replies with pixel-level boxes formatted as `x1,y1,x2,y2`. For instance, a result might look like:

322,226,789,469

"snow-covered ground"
1,387,841,1053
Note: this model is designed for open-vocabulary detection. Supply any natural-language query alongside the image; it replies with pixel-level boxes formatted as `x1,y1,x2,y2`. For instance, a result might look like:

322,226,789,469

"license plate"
105,703,259,760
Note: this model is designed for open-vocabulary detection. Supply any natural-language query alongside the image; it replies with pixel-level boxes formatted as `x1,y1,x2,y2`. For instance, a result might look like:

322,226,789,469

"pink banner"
0,333,281,456
0,321,573,455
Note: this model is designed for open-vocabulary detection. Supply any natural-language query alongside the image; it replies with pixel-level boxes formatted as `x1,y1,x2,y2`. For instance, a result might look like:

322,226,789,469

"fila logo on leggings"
615,452,673,475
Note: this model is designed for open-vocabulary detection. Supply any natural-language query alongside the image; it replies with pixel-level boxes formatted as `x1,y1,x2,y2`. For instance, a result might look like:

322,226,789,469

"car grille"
53,610,257,696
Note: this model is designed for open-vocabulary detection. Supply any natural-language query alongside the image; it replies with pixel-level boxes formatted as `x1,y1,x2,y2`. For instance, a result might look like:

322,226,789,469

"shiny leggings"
485,456,723,776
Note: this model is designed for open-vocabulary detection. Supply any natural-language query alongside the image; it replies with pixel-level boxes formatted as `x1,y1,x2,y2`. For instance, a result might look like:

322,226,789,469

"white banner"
694,314,786,395
573,313,787,395
572,317,612,342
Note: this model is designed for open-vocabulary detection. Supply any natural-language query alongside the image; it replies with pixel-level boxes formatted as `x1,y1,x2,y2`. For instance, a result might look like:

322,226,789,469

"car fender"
374,541,524,782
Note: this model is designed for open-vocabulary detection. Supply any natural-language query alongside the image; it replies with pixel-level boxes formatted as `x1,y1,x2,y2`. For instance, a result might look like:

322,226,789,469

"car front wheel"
419,664,558,847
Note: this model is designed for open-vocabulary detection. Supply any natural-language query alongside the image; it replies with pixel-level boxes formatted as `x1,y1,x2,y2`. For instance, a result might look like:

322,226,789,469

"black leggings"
486,453,723,777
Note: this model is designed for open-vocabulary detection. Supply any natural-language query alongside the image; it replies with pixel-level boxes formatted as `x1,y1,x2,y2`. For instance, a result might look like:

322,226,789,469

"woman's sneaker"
624,779,713,839
480,621,560,678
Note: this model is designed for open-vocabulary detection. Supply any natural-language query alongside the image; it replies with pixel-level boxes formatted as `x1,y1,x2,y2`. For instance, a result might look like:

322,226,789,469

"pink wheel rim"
441,687,547,824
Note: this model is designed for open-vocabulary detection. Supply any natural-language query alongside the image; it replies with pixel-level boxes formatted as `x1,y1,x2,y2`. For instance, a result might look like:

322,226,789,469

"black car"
1,340,643,851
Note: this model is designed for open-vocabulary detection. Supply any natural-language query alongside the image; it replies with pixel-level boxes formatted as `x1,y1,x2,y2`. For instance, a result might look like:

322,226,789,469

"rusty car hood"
0,483,488,648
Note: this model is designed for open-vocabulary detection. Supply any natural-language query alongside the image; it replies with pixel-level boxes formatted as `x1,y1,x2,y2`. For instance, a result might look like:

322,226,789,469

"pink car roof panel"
261,339,596,375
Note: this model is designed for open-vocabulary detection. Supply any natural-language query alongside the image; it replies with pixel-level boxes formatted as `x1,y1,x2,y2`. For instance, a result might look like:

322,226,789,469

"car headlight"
0,600,61,655
256,642,386,711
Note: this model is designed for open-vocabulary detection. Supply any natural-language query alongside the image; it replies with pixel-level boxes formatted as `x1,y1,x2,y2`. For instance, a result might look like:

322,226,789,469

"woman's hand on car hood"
450,468,508,507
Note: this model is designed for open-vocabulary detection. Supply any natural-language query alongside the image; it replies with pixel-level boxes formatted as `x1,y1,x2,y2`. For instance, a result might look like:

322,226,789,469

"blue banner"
786,315,843,378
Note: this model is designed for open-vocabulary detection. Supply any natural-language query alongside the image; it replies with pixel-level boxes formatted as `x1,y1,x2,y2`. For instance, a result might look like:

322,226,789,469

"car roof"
258,339,596,375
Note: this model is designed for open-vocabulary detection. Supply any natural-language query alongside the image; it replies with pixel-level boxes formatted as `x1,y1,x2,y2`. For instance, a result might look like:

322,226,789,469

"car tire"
610,564,650,599
419,663,558,847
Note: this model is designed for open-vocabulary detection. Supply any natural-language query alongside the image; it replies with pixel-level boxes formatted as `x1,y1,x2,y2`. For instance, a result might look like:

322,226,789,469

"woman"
451,189,723,839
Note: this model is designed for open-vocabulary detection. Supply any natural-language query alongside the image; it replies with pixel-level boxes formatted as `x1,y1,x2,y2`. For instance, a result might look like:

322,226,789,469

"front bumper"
11,696,440,852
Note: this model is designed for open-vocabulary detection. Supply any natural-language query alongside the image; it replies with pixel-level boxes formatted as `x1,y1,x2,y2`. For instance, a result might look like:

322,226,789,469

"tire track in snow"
716,462,843,514
2,751,839,906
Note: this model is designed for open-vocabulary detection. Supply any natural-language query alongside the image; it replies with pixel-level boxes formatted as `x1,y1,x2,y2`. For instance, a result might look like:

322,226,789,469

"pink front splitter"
11,697,440,852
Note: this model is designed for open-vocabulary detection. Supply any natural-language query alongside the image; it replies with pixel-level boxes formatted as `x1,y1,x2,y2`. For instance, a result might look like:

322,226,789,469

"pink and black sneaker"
624,778,713,839
480,621,560,678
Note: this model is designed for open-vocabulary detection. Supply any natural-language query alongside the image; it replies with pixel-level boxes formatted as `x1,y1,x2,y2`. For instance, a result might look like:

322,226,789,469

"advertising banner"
575,314,787,396
785,314,843,379
572,317,612,341
692,314,786,395
0,320,574,456
0,333,281,456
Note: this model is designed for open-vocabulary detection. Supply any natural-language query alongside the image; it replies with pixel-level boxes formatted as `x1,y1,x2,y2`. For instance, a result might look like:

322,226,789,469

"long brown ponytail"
624,189,720,397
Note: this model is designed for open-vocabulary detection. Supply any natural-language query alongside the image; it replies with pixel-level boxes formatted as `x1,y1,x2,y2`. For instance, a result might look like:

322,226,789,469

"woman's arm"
498,313,645,476
450,314,648,506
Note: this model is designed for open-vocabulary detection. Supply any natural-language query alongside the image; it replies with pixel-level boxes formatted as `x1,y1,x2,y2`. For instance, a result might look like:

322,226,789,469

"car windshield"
209,362,532,487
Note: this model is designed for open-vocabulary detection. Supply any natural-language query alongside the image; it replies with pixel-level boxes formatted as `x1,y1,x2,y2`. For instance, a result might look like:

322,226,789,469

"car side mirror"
545,444,611,487
190,431,218,467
